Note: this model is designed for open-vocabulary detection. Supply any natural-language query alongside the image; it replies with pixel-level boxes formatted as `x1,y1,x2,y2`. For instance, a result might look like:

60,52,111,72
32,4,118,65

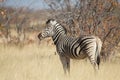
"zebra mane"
46,19,67,34
61,25,67,34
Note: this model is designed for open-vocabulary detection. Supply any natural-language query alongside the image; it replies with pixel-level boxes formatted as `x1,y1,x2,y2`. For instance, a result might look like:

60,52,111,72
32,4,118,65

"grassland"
0,41,120,80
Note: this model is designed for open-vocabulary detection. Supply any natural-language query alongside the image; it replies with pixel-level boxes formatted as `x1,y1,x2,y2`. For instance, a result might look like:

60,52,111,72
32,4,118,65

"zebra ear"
46,19,55,24
63,26,67,34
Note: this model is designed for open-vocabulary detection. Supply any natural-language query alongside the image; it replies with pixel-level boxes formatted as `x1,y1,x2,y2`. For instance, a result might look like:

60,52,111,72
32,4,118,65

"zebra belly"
71,52,87,59
64,51,87,59
62,43,87,59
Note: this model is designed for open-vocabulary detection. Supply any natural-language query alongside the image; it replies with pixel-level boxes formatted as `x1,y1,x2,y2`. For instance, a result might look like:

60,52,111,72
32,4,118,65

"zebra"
38,19,102,74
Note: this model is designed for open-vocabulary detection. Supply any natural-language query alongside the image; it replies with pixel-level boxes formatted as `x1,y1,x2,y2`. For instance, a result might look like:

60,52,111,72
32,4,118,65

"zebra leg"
88,55,98,70
59,54,70,75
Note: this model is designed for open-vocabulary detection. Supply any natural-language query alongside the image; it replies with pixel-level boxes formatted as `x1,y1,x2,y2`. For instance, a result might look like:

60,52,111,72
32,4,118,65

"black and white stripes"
38,19,102,74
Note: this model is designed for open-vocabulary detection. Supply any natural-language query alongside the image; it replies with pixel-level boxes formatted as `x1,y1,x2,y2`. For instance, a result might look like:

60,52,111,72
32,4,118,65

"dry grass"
0,42,120,80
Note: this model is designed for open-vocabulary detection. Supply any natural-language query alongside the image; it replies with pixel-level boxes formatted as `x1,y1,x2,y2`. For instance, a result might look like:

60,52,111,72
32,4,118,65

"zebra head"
38,19,57,40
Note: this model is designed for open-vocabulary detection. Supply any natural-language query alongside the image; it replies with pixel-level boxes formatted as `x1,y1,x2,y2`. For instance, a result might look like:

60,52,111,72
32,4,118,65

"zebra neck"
52,23,67,45
52,32,66,45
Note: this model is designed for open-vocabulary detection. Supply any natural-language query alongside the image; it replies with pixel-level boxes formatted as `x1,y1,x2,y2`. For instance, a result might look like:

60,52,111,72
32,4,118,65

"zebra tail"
95,37,102,69
97,54,100,69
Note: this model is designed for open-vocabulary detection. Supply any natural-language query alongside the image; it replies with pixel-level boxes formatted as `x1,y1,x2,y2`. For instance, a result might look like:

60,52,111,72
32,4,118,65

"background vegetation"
0,43,120,80
0,0,120,80
43,0,120,60
0,0,120,60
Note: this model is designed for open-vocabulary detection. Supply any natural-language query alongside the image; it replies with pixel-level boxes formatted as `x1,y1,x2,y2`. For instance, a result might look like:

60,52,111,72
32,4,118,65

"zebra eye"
47,27,51,29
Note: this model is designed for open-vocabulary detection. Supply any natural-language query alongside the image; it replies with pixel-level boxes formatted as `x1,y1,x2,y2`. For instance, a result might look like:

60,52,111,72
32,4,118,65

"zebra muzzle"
38,33,43,41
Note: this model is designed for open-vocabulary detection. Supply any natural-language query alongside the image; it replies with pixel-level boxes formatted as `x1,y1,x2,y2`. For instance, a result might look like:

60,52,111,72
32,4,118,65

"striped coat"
38,19,102,74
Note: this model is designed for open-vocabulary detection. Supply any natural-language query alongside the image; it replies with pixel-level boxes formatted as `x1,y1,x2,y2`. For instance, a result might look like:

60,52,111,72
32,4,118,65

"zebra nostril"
38,33,42,41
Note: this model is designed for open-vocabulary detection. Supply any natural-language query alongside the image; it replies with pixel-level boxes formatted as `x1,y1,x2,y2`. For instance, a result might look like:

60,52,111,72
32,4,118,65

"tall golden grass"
0,42,120,80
